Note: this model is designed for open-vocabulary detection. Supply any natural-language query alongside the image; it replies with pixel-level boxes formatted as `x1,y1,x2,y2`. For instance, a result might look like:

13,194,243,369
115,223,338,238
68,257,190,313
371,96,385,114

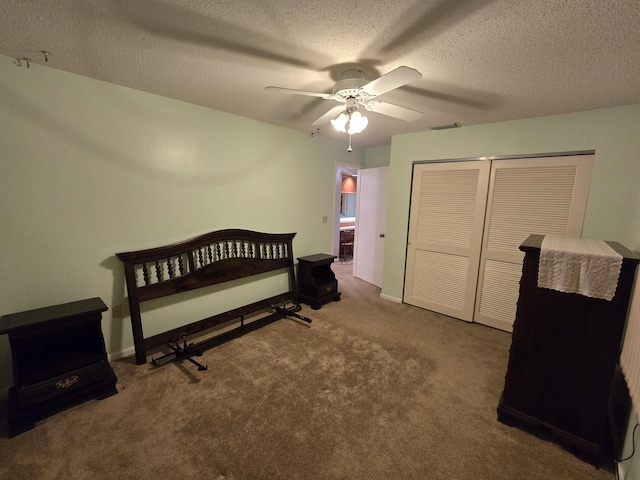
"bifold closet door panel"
404,154,593,331
474,155,593,332
404,161,490,321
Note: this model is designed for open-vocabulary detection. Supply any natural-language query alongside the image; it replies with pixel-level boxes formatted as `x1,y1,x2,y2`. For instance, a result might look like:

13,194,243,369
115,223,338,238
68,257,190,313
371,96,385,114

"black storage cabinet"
497,234,640,465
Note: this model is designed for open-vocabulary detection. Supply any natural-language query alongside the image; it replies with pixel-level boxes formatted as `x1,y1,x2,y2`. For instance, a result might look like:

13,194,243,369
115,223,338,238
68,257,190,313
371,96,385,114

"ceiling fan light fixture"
330,108,369,135
347,110,368,134
330,112,349,133
267,66,423,135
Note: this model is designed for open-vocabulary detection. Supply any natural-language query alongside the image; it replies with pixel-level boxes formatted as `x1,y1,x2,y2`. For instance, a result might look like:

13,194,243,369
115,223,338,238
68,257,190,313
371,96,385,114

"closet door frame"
403,150,595,328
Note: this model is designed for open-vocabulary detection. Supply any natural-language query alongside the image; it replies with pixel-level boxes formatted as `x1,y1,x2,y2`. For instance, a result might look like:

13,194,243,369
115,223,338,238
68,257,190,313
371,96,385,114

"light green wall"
619,150,640,480
0,55,364,388
364,145,391,168
4,54,640,473
382,104,640,300
382,104,640,478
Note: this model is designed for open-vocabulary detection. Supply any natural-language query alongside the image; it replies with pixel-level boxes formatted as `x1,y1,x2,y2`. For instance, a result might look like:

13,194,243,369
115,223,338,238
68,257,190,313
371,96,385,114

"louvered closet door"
404,161,491,321
474,155,594,331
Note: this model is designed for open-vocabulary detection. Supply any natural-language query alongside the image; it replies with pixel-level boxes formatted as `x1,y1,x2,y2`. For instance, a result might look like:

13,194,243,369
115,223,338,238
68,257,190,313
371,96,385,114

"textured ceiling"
2,0,640,147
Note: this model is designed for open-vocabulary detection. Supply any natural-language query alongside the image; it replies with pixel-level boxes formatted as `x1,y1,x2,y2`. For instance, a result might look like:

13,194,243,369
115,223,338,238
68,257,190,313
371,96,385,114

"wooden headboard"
116,229,309,367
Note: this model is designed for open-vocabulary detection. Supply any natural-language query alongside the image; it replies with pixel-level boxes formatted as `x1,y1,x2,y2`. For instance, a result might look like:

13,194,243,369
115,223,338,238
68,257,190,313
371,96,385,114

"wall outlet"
322,216,328,224
112,305,123,318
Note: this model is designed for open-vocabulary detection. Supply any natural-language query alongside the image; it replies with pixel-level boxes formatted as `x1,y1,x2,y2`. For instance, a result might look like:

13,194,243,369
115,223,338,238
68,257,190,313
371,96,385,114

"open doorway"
333,163,389,287
333,162,360,264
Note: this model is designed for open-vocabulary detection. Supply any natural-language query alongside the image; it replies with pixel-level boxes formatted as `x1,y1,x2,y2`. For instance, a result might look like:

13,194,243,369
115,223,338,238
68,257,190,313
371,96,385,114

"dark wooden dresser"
497,234,639,465
297,254,341,309
0,297,118,436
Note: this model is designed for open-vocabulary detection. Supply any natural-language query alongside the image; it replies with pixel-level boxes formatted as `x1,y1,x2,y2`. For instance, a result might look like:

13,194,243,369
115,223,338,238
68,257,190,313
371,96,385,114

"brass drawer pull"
56,376,79,389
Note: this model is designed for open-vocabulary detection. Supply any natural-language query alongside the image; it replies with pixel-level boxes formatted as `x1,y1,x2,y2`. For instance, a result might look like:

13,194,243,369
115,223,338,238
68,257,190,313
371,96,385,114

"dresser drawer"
18,361,111,408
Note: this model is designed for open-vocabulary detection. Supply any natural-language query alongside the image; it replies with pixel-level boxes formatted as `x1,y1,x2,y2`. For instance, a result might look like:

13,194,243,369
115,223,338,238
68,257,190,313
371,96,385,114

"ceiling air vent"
430,122,461,130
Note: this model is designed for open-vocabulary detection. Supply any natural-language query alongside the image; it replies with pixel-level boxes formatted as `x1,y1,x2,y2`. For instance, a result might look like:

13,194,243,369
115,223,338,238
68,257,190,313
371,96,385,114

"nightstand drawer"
18,361,111,408
320,281,337,295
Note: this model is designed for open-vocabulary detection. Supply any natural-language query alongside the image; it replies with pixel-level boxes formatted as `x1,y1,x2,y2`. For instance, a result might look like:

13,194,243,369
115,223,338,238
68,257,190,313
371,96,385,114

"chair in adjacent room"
340,230,354,263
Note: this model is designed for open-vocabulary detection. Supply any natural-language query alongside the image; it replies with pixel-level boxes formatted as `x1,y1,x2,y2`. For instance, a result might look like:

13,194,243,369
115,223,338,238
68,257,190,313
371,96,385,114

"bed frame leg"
151,334,208,371
272,303,312,324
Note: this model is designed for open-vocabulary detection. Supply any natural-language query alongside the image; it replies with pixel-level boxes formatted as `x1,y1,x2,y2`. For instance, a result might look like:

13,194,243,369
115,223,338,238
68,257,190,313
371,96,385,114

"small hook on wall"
9,50,49,68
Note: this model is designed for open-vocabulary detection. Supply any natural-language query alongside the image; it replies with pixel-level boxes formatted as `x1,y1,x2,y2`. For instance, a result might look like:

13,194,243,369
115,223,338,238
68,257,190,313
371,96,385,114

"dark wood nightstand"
297,254,341,309
0,297,118,436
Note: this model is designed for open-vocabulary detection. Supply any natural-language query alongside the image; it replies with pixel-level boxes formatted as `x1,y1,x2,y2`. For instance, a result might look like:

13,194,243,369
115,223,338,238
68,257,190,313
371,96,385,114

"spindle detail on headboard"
116,229,310,368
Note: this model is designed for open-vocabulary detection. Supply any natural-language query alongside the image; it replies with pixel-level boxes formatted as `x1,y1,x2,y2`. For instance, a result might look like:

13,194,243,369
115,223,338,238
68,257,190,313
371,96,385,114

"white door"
404,154,594,332
404,161,490,321
474,155,593,331
353,167,389,287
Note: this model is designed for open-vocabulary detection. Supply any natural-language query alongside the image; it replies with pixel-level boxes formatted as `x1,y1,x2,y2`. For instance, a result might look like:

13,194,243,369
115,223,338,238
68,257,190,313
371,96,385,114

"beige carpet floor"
0,263,615,479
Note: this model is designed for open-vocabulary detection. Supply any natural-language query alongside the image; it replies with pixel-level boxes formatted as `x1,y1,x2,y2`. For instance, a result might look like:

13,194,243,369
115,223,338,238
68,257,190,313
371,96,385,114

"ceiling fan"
265,66,424,133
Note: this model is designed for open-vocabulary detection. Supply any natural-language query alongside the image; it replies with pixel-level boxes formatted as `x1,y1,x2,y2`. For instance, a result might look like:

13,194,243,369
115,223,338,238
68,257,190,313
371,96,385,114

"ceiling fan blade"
265,86,335,99
311,105,346,126
363,101,423,121
360,66,422,97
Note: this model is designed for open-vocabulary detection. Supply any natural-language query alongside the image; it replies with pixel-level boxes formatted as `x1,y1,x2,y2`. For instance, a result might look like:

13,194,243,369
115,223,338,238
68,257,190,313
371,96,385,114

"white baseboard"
380,293,402,303
108,346,135,362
